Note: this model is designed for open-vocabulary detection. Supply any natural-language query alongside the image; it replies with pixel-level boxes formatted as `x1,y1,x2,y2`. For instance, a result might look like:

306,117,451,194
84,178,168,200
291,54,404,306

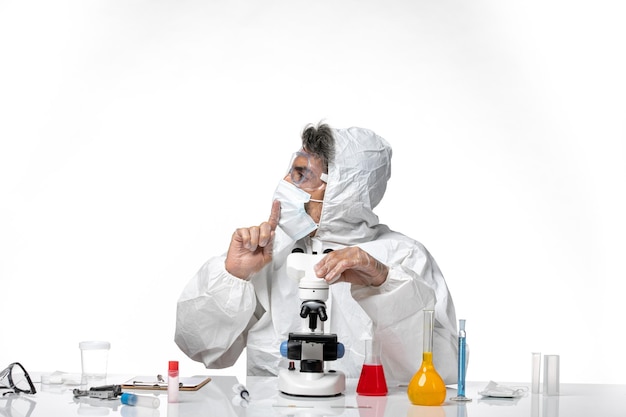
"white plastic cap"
79,341,111,350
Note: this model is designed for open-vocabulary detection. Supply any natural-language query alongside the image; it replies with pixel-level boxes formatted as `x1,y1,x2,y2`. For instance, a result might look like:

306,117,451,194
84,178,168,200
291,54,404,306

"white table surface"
2,374,625,417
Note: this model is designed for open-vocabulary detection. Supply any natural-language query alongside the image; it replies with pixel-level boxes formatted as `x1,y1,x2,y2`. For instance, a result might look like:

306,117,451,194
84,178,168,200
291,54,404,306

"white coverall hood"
315,127,392,245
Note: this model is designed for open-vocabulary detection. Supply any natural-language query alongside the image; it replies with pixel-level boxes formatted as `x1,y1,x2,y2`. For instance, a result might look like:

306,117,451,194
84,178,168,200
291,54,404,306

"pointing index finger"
268,199,281,230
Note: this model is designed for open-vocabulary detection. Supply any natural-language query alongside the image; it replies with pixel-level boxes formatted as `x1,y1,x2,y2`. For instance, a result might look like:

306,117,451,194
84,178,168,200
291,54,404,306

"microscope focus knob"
337,342,345,358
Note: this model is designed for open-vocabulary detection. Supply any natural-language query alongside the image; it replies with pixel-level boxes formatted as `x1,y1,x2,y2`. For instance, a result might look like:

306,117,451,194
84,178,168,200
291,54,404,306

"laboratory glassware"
450,319,472,402
356,337,388,396
407,310,447,406
168,361,179,403
531,352,541,394
543,355,560,396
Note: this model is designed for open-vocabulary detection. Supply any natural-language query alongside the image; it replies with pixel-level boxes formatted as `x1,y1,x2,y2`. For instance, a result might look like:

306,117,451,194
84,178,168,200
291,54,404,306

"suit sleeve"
350,236,458,384
174,255,257,369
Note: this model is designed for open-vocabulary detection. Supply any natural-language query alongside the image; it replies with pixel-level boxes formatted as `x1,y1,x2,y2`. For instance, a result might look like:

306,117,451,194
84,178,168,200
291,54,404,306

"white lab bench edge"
3,373,625,417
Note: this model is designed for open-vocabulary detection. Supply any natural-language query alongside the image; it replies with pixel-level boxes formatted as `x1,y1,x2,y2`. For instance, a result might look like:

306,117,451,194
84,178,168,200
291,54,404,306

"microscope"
277,252,346,397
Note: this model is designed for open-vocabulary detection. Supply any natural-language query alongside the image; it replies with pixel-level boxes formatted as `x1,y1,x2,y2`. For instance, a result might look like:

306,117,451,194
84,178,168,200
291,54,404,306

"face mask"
272,179,321,241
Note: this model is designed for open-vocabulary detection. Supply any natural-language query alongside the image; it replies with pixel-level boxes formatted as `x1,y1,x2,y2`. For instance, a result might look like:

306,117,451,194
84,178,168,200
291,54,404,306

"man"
175,123,458,384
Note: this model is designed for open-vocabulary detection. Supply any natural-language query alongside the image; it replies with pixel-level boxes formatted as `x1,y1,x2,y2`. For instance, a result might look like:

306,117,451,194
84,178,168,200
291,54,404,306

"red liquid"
356,364,388,396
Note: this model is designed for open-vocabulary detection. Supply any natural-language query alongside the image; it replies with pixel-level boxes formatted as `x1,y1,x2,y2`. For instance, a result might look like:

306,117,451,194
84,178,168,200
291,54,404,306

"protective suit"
175,127,458,384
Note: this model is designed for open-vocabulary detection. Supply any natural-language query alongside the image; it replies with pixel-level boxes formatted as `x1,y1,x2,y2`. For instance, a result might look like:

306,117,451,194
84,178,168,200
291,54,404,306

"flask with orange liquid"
407,309,446,406
356,336,388,396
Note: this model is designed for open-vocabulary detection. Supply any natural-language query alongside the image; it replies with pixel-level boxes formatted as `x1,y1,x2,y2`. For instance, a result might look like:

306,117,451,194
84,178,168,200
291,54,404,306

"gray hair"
301,122,335,172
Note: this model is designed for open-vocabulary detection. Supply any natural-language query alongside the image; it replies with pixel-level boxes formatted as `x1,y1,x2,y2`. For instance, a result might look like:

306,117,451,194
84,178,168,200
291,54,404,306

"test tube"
543,355,560,396
531,352,541,394
168,361,179,403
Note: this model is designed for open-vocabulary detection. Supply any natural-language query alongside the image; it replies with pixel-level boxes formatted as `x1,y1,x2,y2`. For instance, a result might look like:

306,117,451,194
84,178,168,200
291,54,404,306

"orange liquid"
407,352,446,406
356,364,388,396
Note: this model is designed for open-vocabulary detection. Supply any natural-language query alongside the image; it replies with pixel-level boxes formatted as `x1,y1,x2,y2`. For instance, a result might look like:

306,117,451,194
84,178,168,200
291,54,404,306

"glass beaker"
407,310,446,406
356,337,388,396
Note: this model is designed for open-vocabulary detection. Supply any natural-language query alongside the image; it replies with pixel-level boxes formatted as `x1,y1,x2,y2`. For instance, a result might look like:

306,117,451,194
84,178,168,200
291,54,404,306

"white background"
1,0,624,386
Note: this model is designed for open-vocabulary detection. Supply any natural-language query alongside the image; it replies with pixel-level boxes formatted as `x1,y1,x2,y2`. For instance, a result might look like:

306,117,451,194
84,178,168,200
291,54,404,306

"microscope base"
278,368,346,397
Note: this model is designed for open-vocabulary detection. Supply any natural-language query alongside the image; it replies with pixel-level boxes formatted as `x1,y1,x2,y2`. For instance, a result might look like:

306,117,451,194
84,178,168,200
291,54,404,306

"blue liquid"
458,336,466,396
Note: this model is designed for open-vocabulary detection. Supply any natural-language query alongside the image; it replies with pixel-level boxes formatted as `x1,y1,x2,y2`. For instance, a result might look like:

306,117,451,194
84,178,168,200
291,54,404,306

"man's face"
284,150,326,224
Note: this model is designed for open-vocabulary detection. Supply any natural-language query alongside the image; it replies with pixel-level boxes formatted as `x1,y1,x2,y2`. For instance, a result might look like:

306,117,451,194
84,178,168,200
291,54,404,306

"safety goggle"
0,362,37,396
286,150,328,192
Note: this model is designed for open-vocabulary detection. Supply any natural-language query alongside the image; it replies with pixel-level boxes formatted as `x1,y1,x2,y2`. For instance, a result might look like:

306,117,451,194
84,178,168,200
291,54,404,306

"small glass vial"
168,360,179,403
